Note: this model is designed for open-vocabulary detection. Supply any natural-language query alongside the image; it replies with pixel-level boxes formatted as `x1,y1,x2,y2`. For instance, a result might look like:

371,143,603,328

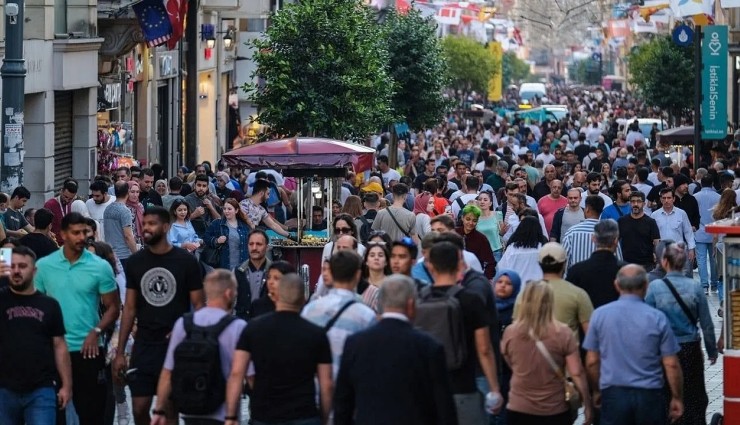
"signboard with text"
701,25,728,139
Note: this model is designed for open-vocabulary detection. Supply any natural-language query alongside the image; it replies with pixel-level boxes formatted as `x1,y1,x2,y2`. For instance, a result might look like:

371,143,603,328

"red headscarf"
413,192,435,216
126,181,145,238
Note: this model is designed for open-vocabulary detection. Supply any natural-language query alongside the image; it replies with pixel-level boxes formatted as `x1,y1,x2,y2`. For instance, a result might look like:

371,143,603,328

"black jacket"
334,318,458,425
233,258,272,320
567,250,626,309
675,193,700,230
550,207,566,242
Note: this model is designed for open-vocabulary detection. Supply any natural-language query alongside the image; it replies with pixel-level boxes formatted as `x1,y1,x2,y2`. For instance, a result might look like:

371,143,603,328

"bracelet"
151,409,166,416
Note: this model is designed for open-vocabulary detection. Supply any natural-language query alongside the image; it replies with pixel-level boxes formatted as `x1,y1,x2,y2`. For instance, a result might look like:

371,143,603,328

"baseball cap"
539,242,567,265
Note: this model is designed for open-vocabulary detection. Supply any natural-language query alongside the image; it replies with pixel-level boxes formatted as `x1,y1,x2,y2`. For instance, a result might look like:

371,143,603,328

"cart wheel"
710,413,723,425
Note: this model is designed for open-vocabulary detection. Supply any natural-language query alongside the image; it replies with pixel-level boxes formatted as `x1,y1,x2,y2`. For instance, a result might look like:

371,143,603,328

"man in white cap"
515,242,593,342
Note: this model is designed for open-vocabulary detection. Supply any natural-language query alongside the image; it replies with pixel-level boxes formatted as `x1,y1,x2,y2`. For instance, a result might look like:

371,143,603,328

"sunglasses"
367,241,387,247
335,227,353,234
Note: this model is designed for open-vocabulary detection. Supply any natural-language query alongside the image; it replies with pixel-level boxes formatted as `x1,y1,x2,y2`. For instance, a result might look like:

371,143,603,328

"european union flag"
133,0,173,48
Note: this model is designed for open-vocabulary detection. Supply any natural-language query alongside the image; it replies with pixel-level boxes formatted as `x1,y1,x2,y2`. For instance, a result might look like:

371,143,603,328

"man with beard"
233,230,272,320
35,212,120,425
185,174,222,239
113,206,205,425
618,191,661,270
239,179,291,237
139,168,163,209
85,180,115,241
43,179,80,243
0,246,72,424
579,172,613,209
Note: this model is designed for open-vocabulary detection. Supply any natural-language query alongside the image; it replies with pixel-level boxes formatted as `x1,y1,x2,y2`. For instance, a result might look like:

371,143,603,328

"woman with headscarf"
493,269,522,425
125,181,144,247
413,192,436,240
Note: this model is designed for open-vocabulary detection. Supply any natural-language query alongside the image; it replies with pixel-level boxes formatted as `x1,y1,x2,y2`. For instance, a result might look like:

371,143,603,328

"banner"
701,25,728,139
721,0,740,7
487,42,503,102
671,0,712,18
435,7,461,25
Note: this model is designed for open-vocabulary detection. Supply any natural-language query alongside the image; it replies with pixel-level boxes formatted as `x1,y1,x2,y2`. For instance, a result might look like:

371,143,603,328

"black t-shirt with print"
237,311,331,422
0,289,65,391
124,247,203,342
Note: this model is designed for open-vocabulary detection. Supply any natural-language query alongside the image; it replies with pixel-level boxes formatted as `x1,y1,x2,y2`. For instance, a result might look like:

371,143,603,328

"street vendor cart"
222,137,375,292
705,220,740,425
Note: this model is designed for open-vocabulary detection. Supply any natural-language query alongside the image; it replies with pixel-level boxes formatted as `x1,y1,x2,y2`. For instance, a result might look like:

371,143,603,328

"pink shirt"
537,195,568,235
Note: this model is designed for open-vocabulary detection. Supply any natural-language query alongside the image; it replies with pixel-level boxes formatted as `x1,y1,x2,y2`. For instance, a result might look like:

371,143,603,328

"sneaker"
718,308,724,318
710,284,718,293
116,401,129,425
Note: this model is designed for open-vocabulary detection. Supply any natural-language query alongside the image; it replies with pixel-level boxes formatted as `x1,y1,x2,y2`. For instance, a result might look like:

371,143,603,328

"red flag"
166,0,188,50
513,27,523,46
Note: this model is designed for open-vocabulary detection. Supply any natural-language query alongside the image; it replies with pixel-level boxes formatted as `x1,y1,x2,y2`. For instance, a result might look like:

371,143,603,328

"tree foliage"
502,52,530,87
246,0,393,139
628,35,694,118
567,59,601,85
441,36,498,95
383,8,451,130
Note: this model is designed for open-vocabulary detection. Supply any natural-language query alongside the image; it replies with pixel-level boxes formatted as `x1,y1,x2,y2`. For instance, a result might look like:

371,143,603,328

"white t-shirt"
86,196,116,242
381,169,401,187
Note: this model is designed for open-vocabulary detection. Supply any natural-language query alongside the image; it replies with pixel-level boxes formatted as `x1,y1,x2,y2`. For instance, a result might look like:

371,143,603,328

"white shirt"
651,206,696,250
535,152,555,165
381,169,401,187
86,196,116,242
450,193,478,217
497,245,543,288
503,212,549,243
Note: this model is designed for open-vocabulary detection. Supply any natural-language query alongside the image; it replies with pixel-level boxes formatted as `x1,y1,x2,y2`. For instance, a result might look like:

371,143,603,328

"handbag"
202,220,224,268
530,329,582,422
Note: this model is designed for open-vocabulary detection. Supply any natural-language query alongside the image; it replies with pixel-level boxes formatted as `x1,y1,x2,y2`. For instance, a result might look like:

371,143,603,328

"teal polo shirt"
35,248,117,352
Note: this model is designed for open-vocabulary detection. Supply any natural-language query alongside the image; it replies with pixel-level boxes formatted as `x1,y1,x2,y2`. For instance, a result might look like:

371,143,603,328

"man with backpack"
355,192,379,244
226,274,333,425
151,269,246,425
415,241,503,424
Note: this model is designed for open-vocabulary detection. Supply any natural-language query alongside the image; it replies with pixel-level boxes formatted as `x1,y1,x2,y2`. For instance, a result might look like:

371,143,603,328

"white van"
519,83,547,101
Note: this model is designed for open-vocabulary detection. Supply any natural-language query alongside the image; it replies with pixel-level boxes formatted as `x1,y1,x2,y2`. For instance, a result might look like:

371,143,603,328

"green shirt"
35,248,118,352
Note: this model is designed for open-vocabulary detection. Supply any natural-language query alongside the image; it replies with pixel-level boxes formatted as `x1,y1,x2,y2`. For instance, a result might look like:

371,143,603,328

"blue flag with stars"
132,0,173,48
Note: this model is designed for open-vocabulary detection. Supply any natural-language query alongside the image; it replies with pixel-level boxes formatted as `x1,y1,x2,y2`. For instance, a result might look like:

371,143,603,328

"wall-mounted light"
199,82,208,100
206,37,216,49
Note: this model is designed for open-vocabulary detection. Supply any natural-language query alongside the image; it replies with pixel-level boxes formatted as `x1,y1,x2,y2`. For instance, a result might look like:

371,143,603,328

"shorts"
128,340,169,397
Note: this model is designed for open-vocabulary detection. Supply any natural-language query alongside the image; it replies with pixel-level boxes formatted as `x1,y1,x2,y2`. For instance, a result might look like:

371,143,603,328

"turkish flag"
165,0,188,50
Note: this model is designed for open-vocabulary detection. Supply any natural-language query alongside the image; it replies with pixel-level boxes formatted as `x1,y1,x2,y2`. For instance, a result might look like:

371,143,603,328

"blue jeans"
252,418,321,425
0,386,58,425
600,386,666,425
696,242,718,288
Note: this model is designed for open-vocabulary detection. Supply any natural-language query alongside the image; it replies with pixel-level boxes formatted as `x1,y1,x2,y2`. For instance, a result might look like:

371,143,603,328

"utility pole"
0,0,26,191
693,25,702,172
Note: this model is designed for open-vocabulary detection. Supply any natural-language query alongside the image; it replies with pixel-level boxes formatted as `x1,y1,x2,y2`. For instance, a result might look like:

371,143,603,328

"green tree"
246,0,393,139
502,51,530,87
441,36,497,95
567,59,600,85
383,8,451,130
629,35,694,123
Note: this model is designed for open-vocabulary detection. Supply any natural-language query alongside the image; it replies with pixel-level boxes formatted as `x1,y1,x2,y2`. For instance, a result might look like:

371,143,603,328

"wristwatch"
93,327,102,334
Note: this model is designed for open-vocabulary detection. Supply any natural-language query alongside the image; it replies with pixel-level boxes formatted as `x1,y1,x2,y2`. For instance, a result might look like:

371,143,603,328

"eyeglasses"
369,230,387,238
335,227,353,234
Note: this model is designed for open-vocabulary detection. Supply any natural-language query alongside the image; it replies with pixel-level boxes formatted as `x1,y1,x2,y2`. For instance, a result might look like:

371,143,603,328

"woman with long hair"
168,199,202,253
476,191,505,262
646,242,718,425
502,281,592,425
204,198,251,270
360,242,391,311
456,204,496,279
497,216,548,286
413,191,436,240
341,195,363,220
125,181,144,247
712,188,736,221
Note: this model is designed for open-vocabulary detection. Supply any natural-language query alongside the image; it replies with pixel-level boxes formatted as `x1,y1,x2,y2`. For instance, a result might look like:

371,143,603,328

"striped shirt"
562,219,600,268
301,288,378,379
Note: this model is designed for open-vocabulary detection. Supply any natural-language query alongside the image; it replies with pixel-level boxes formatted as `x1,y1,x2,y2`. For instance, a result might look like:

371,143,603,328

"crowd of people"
0,85,731,425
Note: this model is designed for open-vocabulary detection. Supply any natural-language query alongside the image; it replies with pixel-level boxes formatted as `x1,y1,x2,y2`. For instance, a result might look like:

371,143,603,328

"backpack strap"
324,300,356,331
183,313,196,337
358,215,370,228
183,312,236,340
446,284,464,299
455,197,465,210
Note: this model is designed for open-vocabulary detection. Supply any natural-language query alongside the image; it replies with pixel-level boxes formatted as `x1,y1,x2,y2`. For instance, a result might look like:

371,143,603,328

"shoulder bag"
530,329,582,422
662,277,698,324
385,207,413,237
202,219,225,268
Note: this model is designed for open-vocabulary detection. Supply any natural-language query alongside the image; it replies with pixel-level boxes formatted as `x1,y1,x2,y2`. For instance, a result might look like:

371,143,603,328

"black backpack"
170,313,236,415
414,285,468,370
358,215,374,244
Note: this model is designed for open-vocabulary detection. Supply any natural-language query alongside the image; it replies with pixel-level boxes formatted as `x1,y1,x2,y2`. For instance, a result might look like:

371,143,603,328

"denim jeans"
695,242,718,288
600,386,666,425
252,417,321,425
0,386,57,425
